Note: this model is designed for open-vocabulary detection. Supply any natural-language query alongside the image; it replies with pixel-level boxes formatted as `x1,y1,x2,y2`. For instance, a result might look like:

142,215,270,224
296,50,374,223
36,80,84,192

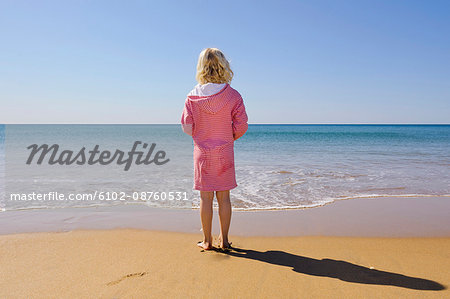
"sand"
0,230,448,298
2,196,450,237
1,196,449,298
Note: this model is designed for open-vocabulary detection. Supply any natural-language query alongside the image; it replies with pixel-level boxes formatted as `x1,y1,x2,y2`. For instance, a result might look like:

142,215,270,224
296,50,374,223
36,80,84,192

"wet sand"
1,196,450,237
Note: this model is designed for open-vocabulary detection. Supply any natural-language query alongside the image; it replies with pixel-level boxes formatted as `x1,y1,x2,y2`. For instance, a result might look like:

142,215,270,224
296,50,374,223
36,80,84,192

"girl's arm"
181,99,194,136
232,97,248,140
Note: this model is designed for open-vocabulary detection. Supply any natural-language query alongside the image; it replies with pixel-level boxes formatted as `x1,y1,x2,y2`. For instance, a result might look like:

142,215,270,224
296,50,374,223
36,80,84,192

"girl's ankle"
219,236,229,244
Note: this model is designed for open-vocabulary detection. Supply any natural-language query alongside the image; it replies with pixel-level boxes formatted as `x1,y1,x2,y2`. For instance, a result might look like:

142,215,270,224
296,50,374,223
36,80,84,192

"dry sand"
0,229,448,298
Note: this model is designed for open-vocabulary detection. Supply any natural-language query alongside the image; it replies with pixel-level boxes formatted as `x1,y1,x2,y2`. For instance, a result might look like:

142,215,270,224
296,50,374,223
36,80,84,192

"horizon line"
1,123,449,126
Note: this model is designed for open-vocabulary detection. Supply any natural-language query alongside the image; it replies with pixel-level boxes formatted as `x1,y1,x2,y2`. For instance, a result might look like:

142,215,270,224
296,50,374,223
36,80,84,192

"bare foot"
218,237,232,250
221,242,232,251
197,241,212,250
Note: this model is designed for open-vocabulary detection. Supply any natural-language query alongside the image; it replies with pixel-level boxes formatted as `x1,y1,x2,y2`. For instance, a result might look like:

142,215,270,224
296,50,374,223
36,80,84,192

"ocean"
1,124,449,211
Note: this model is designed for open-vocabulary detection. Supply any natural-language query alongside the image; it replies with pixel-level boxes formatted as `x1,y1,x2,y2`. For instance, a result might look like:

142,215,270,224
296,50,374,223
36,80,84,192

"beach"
2,0,449,297
1,196,449,298
2,124,450,297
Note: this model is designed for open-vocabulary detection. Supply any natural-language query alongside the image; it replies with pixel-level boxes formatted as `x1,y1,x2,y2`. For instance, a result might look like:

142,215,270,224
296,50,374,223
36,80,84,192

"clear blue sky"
1,0,449,124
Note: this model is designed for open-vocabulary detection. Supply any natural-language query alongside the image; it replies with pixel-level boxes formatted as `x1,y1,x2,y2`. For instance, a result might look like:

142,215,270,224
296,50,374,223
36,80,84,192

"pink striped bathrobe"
181,84,248,191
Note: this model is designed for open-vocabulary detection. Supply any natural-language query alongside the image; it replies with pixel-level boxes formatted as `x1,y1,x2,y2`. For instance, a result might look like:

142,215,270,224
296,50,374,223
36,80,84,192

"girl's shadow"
222,247,445,291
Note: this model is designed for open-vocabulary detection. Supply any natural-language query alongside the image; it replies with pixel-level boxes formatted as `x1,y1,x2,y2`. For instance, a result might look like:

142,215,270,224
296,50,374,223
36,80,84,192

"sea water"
1,124,449,211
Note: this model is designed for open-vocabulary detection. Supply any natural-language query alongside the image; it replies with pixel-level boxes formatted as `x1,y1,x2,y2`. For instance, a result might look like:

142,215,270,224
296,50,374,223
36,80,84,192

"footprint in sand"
107,271,149,286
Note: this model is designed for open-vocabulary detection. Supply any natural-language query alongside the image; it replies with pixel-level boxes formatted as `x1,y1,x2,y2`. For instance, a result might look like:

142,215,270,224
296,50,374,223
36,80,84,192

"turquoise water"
1,124,449,211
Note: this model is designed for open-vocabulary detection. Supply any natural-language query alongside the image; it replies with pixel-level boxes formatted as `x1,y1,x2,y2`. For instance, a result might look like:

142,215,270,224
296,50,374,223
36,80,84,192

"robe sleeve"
181,99,194,136
232,97,248,141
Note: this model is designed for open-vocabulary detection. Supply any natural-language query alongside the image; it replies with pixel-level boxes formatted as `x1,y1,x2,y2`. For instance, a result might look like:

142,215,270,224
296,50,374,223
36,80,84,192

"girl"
181,48,248,251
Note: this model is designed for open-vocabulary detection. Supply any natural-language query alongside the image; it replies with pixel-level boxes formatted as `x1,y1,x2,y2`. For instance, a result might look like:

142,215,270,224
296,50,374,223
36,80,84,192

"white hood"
188,83,227,97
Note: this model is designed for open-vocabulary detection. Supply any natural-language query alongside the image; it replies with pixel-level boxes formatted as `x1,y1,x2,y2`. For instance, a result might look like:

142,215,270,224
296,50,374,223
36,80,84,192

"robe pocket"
219,143,235,172
194,147,208,182
195,158,207,182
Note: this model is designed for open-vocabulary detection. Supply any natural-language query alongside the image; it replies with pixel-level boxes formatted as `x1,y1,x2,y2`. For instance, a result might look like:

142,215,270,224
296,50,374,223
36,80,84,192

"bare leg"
198,191,214,250
216,190,232,249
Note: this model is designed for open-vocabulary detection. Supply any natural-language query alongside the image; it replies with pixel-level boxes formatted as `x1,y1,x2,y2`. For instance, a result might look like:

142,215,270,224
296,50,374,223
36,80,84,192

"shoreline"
1,195,450,237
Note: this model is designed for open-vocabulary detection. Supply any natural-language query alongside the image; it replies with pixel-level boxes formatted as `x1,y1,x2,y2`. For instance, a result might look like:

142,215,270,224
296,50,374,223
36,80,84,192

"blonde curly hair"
196,48,234,84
